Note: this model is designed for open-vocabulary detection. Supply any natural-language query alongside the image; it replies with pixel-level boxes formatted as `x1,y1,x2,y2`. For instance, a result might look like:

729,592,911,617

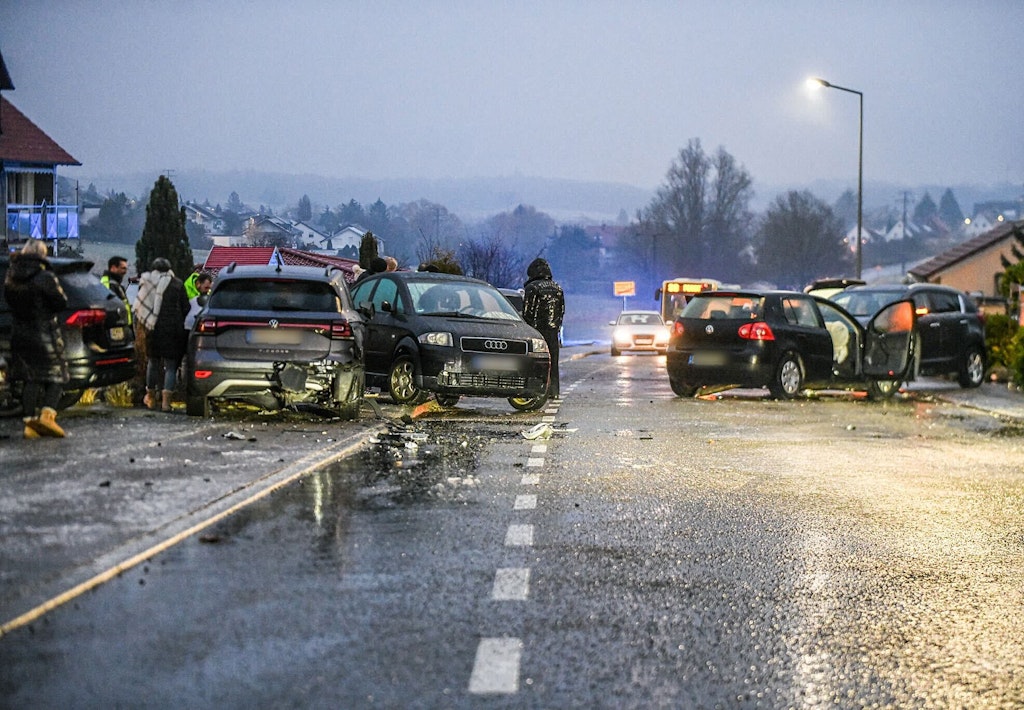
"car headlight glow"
531,337,549,353
613,328,631,343
418,331,453,347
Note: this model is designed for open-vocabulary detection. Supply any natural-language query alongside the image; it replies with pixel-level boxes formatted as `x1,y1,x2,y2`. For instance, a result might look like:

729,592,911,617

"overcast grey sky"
1,1,1021,194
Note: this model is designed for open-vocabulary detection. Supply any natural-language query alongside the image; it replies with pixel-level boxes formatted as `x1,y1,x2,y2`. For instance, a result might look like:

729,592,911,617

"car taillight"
193,370,213,379
65,309,107,328
196,318,218,334
330,320,353,338
738,321,775,340
672,321,684,337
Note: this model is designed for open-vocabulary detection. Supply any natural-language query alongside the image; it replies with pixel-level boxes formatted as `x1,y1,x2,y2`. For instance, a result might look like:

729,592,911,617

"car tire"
388,355,428,404
57,389,83,410
769,352,803,399
958,345,985,388
186,393,210,417
508,395,548,411
669,378,699,398
436,394,460,408
866,379,901,401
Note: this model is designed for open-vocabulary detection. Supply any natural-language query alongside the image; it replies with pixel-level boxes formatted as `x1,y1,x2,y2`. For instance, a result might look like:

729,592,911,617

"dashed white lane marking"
520,474,540,485
531,444,547,454
505,524,534,546
514,494,537,510
542,415,556,423
526,457,545,467
469,637,523,694
492,567,530,600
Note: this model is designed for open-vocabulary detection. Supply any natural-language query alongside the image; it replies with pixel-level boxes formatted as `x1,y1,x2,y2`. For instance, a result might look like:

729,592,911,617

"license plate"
109,327,125,342
635,337,654,345
688,351,727,366
471,355,520,371
248,328,302,345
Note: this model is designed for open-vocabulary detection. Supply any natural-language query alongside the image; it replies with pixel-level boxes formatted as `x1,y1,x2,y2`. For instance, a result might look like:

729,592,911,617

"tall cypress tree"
135,175,194,277
359,231,379,269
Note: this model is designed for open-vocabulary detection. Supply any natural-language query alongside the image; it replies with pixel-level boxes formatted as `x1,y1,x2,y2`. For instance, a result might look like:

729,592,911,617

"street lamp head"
809,77,831,89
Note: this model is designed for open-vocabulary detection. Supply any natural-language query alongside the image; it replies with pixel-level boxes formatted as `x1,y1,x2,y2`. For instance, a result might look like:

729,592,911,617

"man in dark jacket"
3,239,69,438
523,257,565,398
101,255,132,327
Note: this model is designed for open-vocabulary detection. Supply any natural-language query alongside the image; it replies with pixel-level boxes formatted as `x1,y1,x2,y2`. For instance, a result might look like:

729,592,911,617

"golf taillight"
738,321,775,340
672,321,685,337
65,309,107,328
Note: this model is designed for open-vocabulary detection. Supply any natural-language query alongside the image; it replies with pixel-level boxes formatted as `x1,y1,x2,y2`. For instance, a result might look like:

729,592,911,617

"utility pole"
899,190,912,276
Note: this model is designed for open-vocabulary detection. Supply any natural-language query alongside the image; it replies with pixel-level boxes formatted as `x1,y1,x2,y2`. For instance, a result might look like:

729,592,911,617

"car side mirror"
608,320,616,326
358,301,375,318
380,300,394,314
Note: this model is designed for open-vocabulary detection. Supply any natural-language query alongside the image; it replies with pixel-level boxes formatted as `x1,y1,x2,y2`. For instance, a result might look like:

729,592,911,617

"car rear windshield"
681,295,763,320
59,271,119,306
830,290,904,318
210,279,341,312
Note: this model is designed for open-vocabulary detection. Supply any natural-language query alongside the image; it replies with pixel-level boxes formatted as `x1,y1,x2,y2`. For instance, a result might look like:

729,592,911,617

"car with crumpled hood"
351,271,550,411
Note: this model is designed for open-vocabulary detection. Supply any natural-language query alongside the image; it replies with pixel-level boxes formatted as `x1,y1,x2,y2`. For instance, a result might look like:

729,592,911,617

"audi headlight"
613,328,631,344
419,331,453,347
531,337,549,353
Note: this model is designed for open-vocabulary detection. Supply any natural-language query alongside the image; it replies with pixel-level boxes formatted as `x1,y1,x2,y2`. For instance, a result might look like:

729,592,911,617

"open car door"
863,299,915,379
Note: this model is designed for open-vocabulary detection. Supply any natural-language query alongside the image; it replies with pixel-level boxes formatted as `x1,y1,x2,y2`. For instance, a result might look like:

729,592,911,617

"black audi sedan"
665,290,915,400
351,272,550,410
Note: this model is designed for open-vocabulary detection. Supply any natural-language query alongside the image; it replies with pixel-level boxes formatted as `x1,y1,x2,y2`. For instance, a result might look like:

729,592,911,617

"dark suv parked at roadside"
830,283,986,387
183,262,365,418
1,255,136,413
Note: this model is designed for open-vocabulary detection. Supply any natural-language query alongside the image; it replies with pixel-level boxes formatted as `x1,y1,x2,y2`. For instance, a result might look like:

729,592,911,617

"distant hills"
66,168,1021,225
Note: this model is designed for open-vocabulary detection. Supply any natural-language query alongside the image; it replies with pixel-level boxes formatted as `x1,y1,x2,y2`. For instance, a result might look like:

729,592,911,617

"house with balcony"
1,50,81,251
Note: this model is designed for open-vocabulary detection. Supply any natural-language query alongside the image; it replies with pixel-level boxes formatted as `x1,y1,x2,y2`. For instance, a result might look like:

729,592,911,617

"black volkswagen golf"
351,272,551,410
666,290,916,400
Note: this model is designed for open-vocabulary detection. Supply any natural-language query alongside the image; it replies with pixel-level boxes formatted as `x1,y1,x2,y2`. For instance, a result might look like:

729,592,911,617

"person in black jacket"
3,239,70,438
133,258,190,412
523,257,565,398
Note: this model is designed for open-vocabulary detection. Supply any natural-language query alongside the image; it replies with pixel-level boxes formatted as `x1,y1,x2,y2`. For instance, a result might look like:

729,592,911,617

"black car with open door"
666,290,915,400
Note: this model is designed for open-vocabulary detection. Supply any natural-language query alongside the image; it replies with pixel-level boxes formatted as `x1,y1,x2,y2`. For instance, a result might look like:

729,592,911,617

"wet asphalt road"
2,352,1024,708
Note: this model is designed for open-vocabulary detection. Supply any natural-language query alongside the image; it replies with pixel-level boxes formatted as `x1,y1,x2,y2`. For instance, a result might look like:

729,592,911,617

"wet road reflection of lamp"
810,77,864,279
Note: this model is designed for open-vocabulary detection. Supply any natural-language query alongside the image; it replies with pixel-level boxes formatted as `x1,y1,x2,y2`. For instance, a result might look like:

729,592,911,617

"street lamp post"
811,77,863,279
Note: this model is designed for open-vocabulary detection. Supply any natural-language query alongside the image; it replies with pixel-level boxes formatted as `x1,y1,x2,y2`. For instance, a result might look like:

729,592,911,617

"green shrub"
985,313,1019,370
1009,328,1024,386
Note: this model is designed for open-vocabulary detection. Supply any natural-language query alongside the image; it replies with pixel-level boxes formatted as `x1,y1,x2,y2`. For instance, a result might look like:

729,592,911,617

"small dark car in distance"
0,255,136,412
829,283,986,388
351,271,550,411
666,290,915,400
184,262,365,418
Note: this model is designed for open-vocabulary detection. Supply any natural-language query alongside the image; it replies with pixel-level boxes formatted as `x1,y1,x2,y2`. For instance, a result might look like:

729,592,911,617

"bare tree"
635,139,753,282
458,235,526,288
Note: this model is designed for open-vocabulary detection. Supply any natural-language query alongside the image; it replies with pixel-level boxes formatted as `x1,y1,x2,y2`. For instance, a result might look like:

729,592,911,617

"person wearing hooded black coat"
3,239,70,438
523,257,565,398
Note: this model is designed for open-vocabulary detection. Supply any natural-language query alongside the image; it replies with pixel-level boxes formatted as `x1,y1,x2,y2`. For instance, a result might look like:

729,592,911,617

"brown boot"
161,389,174,413
23,417,41,439
36,407,65,437
144,388,159,410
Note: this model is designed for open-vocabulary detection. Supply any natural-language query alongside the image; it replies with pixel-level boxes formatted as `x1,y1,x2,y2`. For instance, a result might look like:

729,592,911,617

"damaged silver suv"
183,262,365,418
